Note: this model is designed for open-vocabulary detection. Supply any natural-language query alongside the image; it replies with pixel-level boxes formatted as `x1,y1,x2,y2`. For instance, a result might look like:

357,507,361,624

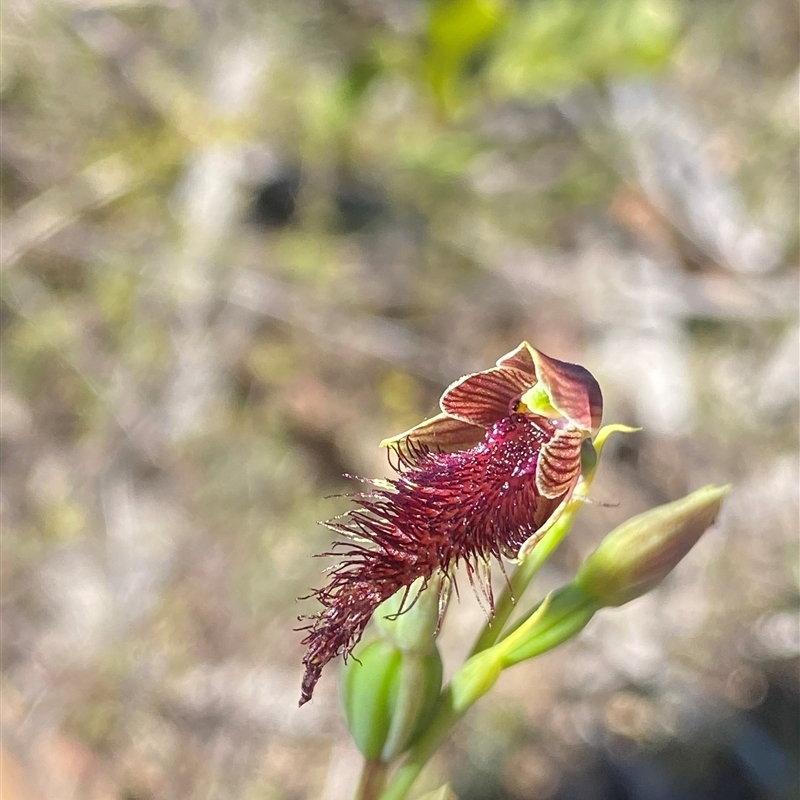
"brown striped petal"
535,426,583,498
531,350,603,434
380,412,486,453
440,367,533,427
495,342,537,379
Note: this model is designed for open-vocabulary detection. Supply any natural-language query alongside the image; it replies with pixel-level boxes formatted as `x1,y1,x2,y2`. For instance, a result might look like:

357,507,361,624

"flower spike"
299,344,603,705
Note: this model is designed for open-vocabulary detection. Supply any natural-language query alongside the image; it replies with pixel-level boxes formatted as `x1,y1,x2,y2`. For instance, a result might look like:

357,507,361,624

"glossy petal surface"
531,350,603,433
440,366,532,426
495,341,537,376
536,426,583,498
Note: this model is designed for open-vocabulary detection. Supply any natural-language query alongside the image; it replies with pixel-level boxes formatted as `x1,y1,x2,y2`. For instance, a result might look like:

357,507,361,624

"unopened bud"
340,637,444,761
381,647,443,760
340,639,402,760
576,484,731,607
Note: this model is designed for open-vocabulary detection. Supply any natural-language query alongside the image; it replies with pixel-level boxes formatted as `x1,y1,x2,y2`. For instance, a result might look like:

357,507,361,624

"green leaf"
424,0,508,112
490,0,679,98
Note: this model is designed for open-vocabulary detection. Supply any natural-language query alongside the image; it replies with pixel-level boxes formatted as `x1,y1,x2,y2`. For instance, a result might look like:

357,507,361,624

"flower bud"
340,639,402,760
575,484,731,607
340,637,444,761
381,647,443,760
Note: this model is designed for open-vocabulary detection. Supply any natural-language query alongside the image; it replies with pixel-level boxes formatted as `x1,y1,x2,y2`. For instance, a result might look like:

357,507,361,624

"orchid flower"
299,343,603,705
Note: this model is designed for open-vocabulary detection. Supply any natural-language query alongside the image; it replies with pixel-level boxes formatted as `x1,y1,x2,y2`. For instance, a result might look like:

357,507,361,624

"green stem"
355,759,389,800
378,587,597,800
500,584,598,666
377,692,462,800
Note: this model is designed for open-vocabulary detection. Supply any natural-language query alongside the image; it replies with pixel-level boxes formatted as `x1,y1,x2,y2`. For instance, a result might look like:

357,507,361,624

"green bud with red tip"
576,484,731,607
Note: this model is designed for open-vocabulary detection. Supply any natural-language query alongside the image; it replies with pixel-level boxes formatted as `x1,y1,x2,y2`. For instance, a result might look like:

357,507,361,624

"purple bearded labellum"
298,343,602,705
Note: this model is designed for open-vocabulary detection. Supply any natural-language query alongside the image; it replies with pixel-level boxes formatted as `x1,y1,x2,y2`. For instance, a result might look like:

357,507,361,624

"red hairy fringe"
298,414,567,705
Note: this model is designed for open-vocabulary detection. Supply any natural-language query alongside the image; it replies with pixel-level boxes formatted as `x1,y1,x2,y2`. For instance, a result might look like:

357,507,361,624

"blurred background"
1,0,798,798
